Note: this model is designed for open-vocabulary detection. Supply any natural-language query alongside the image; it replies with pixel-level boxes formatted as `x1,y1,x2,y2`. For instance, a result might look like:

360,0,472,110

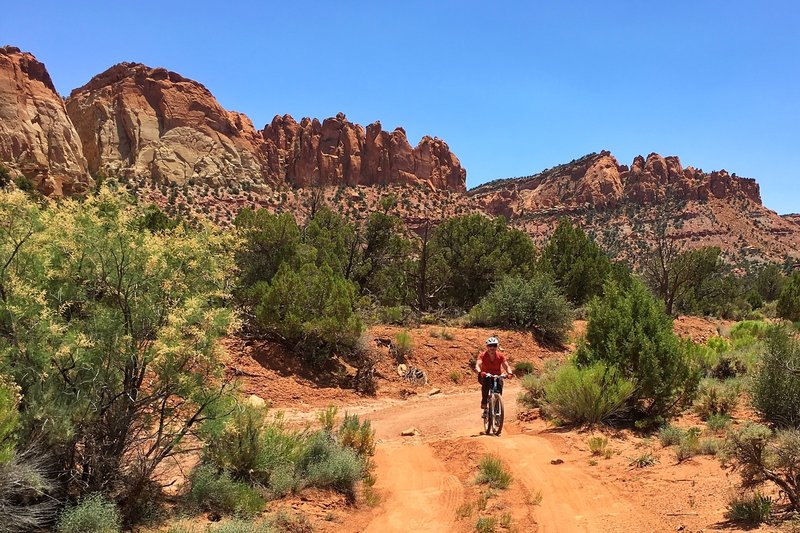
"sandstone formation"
65,63,266,187
470,151,799,263
0,46,92,195
261,113,466,191
64,63,466,191
471,151,762,213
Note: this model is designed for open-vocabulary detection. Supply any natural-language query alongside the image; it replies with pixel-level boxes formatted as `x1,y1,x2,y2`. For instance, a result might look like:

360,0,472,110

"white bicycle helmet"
485,336,499,346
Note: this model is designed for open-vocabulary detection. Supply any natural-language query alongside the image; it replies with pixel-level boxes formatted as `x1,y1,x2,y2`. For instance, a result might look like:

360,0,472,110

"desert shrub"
57,493,122,533
394,330,414,357
629,452,658,468
519,373,547,408
513,361,535,375
296,432,363,497
725,491,772,524
699,438,721,456
378,305,412,325
0,449,56,532
469,274,573,343
318,405,338,434
726,423,800,512
201,521,276,533
541,362,635,425
659,425,685,447
706,414,732,432
576,278,699,419
751,326,800,428
426,214,536,309
675,427,702,462
201,404,306,487
0,165,11,188
338,413,376,458
707,336,731,354
188,465,265,518
0,190,236,514
684,340,719,376
539,218,614,305
475,516,498,533
694,379,740,419
588,436,609,456
730,320,770,342
778,272,800,322
476,455,512,489
450,371,462,384
0,376,19,464
252,262,363,365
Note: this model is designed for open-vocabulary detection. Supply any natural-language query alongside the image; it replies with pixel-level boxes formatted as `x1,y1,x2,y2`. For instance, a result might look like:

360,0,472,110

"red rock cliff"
261,112,465,191
0,46,93,195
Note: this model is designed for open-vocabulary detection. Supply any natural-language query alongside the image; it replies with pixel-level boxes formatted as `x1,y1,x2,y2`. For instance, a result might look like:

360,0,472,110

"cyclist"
475,336,513,414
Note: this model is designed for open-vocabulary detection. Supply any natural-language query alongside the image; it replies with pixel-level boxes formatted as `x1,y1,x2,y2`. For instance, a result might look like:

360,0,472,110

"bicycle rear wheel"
492,395,504,435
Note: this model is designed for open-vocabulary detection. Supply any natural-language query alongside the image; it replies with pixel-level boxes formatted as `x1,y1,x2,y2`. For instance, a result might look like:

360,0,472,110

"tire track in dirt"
364,442,464,533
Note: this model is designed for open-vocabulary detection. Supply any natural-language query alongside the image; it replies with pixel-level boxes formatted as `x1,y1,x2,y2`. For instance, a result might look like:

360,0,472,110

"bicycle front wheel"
492,395,504,436
483,396,493,435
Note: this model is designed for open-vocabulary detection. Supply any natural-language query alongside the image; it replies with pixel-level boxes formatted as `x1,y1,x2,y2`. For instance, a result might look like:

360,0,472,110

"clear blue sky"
3,1,798,213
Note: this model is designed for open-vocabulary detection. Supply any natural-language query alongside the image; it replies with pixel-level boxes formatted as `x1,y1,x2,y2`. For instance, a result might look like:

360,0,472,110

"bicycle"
482,373,506,436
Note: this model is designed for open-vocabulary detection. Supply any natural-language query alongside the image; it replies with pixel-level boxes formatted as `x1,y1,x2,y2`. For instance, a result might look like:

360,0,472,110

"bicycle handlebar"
483,373,508,378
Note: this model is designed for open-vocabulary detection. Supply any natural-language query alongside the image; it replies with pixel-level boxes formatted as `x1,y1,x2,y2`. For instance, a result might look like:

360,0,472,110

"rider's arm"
475,355,482,374
502,358,513,376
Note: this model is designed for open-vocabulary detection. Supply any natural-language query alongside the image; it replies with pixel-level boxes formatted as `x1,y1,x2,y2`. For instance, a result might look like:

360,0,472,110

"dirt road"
352,384,666,533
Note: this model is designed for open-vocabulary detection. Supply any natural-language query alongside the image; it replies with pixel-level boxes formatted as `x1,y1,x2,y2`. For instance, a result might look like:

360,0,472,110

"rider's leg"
479,375,490,409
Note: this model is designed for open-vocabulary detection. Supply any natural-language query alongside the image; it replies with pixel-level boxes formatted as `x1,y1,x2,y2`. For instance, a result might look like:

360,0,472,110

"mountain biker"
475,336,513,412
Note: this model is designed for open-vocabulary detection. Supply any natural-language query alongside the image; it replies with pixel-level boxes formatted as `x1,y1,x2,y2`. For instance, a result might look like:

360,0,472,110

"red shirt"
479,350,506,375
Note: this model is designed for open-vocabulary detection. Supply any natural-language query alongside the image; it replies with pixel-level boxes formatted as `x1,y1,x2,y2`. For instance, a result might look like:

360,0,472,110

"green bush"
706,413,732,432
513,361,535,375
475,516,498,533
707,336,731,354
188,465,265,518
468,274,573,344
338,413,376,458
694,379,739,419
675,427,702,462
296,432,363,497
475,455,512,489
658,425,685,447
698,438,721,456
394,331,414,357
539,218,614,305
751,326,800,428
541,362,635,425
201,404,306,489
379,306,412,325
576,278,699,419
0,376,19,464
730,320,770,342
427,214,536,309
57,493,122,533
519,373,547,408
588,436,609,456
778,271,800,322
725,491,772,524
253,262,363,364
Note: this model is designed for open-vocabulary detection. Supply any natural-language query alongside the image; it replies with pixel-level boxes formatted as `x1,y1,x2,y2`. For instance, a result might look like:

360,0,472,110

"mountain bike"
482,373,506,436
